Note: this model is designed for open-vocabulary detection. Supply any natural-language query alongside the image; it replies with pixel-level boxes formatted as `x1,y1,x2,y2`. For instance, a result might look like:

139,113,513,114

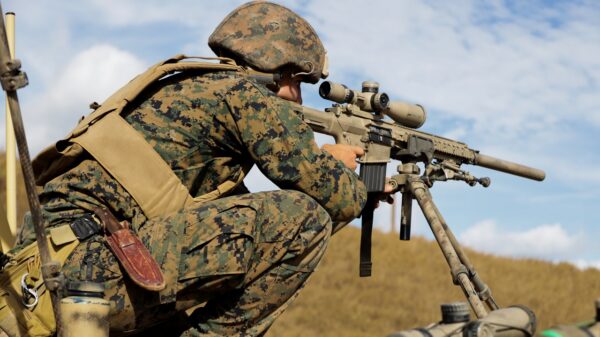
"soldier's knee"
274,191,332,271
281,190,332,237
255,190,332,268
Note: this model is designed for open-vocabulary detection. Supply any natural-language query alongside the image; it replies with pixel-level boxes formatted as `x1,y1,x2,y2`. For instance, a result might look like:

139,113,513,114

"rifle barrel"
474,153,545,181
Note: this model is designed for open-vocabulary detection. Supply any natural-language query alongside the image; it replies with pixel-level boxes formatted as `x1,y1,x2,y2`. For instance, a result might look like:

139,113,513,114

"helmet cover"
208,1,328,83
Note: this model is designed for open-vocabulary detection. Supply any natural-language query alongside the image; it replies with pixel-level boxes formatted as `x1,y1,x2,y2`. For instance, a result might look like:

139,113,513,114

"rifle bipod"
389,163,499,318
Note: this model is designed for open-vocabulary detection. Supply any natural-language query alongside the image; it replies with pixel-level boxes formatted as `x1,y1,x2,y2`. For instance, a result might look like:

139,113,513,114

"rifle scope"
319,81,389,113
384,101,426,129
319,80,427,129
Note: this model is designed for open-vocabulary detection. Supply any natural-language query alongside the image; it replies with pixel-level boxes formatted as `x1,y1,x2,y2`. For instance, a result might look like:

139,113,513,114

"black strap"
359,194,377,277
579,327,595,337
0,251,10,270
415,328,434,337
69,214,102,241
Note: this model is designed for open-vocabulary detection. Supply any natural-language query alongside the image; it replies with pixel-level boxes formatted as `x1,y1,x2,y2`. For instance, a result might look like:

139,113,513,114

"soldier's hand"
375,183,395,208
321,144,364,170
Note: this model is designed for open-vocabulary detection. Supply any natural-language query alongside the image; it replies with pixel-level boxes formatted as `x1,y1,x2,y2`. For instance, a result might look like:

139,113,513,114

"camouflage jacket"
17,70,367,247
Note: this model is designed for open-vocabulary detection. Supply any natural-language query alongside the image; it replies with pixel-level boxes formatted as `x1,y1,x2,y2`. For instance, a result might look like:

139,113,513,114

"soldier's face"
276,76,303,104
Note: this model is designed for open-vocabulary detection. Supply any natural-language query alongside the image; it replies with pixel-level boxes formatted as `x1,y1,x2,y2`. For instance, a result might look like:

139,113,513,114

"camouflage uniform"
18,70,367,335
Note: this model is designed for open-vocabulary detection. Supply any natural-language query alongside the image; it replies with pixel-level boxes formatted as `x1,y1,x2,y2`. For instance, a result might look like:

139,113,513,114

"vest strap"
35,55,251,219
73,113,192,218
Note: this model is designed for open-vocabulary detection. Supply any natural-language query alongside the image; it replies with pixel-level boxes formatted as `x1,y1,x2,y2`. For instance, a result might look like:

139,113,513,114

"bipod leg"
408,178,488,318
399,192,412,241
430,200,499,311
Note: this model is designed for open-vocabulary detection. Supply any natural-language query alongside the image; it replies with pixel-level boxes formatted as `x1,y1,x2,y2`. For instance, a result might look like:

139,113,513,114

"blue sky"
1,0,599,268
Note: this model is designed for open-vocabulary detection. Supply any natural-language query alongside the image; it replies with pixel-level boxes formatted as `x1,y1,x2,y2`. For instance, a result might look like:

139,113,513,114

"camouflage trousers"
61,190,332,336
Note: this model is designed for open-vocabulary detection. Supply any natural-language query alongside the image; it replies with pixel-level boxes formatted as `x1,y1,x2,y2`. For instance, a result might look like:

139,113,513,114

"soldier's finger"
351,146,365,157
384,183,394,193
347,160,357,170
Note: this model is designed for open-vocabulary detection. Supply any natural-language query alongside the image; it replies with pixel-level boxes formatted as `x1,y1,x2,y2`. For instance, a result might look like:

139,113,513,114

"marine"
1,2,367,336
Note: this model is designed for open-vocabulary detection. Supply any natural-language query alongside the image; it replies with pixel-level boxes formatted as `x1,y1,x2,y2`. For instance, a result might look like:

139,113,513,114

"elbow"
334,204,364,223
331,183,367,222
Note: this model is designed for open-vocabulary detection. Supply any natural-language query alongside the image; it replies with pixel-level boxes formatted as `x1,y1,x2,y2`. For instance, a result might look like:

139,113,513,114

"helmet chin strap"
246,68,282,93
291,61,314,81
292,53,329,81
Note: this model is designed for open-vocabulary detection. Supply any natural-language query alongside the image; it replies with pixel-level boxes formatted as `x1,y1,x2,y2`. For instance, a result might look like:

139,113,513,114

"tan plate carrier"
35,54,251,218
0,55,253,337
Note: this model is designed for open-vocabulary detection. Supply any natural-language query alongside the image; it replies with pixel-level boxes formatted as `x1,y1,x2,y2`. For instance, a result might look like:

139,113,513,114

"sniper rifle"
288,80,545,323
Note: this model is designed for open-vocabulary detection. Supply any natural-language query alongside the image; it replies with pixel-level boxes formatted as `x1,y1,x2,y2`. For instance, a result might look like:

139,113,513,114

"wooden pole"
2,11,16,251
0,4,64,334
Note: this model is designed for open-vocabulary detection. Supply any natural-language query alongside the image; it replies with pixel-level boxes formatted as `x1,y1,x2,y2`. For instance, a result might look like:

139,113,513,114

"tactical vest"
34,54,252,219
0,55,253,337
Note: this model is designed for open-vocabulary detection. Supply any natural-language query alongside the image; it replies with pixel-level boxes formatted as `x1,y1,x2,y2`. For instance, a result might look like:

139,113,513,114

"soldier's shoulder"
204,71,275,99
148,69,276,106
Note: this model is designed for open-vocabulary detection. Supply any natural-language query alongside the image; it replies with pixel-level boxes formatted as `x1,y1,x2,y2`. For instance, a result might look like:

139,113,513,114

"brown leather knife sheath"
93,207,166,291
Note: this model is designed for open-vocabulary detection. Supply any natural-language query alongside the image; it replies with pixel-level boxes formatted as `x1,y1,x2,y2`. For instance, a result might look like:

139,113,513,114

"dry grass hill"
266,227,600,336
1,153,599,336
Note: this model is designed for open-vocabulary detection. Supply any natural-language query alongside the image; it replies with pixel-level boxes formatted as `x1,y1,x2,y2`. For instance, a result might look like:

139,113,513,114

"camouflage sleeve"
223,79,367,222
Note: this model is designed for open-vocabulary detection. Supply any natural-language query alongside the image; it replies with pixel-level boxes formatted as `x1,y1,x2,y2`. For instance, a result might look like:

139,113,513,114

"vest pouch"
32,141,85,187
0,242,54,337
0,227,79,337
32,56,251,219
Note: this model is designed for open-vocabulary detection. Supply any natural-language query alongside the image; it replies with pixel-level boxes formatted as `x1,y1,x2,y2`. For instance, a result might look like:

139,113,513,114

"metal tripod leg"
429,198,500,311
408,178,489,318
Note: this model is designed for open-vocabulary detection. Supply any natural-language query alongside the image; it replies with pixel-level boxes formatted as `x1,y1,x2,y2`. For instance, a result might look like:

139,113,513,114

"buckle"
69,214,102,241
20,273,39,308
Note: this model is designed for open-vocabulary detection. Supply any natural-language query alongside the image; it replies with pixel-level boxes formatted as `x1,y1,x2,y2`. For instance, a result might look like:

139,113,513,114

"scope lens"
319,81,353,103
319,81,334,100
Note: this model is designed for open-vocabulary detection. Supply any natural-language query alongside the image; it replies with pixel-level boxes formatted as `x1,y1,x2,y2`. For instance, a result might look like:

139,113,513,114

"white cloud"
47,44,145,110
21,44,147,152
460,219,600,270
309,1,598,132
85,0,244,27
442,126,468,141
3,1,598,133
0,1,598,269
295,0,600,188
571,259,600,271
459,220,583,260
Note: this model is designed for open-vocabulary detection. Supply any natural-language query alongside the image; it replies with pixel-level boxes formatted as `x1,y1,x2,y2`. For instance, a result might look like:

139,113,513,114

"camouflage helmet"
208,1,328,84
